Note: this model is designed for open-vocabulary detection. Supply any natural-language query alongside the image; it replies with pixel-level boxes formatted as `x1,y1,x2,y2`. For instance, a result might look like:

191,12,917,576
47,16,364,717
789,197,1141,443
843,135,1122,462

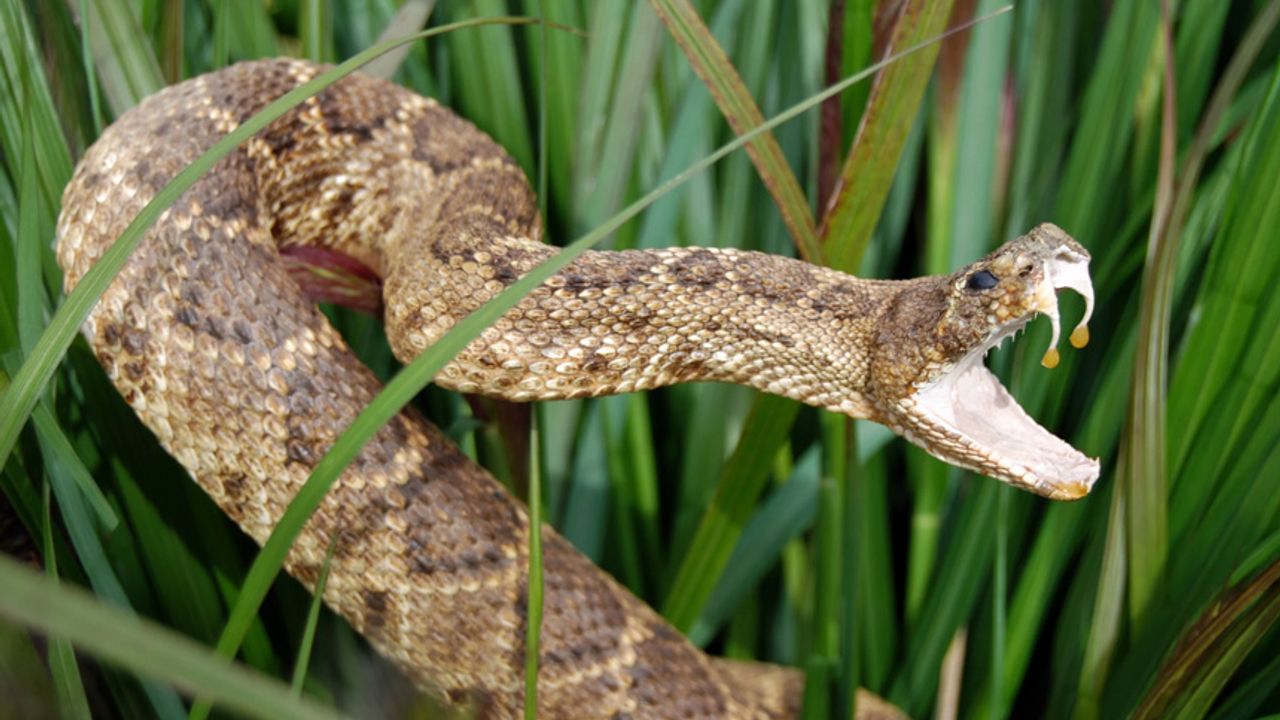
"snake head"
872,223,1100,500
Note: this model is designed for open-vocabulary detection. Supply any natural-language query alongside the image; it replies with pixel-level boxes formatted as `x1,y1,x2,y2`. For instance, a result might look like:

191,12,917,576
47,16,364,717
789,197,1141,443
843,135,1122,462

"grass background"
2,0,1280,718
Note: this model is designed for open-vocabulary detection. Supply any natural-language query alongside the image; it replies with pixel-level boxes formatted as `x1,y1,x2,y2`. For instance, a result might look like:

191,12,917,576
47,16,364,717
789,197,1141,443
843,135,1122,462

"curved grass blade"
0,554,346,720
1133,558,1280,720
648,0,820,261
3,362,186,719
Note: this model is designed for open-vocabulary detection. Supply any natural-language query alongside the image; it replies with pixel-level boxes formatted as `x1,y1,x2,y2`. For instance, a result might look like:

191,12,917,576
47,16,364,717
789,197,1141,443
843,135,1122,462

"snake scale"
56,60,1099,718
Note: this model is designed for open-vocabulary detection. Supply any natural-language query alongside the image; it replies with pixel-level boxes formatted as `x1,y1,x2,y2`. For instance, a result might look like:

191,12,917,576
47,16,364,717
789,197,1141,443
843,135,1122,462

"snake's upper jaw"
902,245,1101,500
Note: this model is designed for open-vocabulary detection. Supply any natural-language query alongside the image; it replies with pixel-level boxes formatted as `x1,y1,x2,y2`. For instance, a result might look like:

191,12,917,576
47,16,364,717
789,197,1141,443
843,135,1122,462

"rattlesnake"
56,59,1098,718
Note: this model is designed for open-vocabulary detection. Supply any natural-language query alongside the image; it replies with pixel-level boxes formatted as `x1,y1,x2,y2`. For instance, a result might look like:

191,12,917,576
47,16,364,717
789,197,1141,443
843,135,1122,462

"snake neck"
385,236,900,419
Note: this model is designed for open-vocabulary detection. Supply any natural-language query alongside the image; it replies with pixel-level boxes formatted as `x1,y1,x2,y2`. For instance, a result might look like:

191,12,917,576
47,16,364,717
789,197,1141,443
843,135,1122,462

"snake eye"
966,270,999,291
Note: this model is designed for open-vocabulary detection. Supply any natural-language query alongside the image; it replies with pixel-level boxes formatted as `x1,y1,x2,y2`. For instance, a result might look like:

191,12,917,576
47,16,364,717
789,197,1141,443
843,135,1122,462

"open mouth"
910,249,1101,500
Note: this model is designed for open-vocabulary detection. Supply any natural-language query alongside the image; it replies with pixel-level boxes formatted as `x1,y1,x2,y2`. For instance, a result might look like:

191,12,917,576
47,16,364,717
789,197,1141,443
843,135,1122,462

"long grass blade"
81,0,165,113
363,0,436,80
662,395,800,632
523,423,543,719
576,4,663,241
43,483,92,720
1121,0,1178,631
0,554,346,720
820,2,1008,274
0,0,73,241
687,447,820,646
1133,559,1280,720
288,539,335,696
648,0,820,260
1073,483,1127,720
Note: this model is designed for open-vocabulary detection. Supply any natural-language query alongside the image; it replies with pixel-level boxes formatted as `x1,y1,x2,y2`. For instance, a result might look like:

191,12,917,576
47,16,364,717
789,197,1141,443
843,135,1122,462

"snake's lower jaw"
903,356,1100,499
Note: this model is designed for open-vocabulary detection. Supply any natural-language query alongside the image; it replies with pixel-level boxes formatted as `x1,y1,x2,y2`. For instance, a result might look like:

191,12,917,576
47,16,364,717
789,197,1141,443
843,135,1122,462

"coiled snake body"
57,60,1099,717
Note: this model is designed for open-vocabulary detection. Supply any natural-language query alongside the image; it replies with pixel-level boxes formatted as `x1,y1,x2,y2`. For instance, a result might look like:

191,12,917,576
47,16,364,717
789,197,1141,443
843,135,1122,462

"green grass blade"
524,14,547,709
648,0,819,260
1168,0,1280,477
15,70,49,364
576,4,663,242
364,0,436,80
1133,559,1280,720
0,616,58,717
820,2,1004,274
1206,650,1280,720
571,3,628,228
661,394,799,632
1052,0,1157,241
82,0,165,113
445,1,535,174
43,482,92,720
520,0,581,216
1174,0,1232,138
854,449,895,691
289,539,335,696
991,483,1009,720
1127,0,1280,633
0,554,347,720
523,423,543,719
1073,483,1127,720
5,362,187,718
890,482,997,717
801,473,844,719
688,447,820,646
299,0,336,63
1120,5,1177,631
623,395,661,582
78,0,105,136
0,0,74,241
31,402,117,532
213,0,280,63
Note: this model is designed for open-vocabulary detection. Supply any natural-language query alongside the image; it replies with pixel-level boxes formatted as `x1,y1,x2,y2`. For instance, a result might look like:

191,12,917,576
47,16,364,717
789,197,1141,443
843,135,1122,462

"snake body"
57,60,1098,717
